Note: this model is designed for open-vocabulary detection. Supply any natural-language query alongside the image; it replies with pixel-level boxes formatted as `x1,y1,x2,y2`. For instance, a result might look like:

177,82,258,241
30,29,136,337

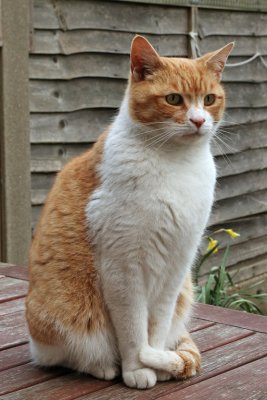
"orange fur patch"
26,133,108,344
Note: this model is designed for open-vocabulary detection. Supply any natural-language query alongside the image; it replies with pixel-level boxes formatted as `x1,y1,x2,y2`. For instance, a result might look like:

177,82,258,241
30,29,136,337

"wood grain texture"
191,323,253,353
30,109,111,143
72,334,267,400
198,9,267,36
204,232,267,267
210,189,267,225
159,357,267,400
32,30,267,56
0,363,70,396
31,29,187,56
0,372,116,400
216,169,267,201
33,0,188,33
0,298,25,316
193,303,267,333
0,277,28,303
0,343,30,372
0,311,28,350
29,54,267,82
207,214,267,249
0,264,28,281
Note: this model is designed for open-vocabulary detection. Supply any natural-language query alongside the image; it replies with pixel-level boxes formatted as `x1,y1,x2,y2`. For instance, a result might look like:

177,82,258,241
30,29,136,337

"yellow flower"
207,237,218,254
224,229,240,238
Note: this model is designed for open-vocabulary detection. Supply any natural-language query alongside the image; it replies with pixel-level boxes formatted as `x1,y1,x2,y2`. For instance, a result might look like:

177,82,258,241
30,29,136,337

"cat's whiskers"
144,129,178,149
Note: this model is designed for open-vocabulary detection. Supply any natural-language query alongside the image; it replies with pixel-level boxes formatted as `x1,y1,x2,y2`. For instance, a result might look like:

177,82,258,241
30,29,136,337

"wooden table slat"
0,311,29,350
193,303,267,334
0,262,266,399
0,277,28,304
0,298,26,316
72,333,267,400
0,264,28,281
159,357,267,400
0,363,70,396
0,344,31,372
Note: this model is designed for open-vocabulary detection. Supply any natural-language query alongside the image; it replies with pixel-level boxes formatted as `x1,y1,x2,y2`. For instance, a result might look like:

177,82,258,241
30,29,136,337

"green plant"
194,229,267,315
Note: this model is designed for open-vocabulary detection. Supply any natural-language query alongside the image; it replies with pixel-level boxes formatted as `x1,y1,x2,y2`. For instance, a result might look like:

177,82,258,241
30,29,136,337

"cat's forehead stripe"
162,57,216,95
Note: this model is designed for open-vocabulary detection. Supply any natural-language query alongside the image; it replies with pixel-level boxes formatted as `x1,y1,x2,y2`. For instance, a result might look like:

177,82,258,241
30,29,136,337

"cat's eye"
166,93,183,106
204,94,216,106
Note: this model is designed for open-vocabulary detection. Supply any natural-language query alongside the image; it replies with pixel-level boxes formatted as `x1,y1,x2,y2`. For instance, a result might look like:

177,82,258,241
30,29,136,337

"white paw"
156,370,173,382
89,365,119,380
123,368,157,389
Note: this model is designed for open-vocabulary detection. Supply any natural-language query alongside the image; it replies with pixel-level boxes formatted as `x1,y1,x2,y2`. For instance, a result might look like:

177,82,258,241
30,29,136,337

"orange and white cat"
26,36,233,389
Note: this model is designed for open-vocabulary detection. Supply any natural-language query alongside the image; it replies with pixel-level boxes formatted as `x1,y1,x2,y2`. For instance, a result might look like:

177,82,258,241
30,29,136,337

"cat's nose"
190,118,205,128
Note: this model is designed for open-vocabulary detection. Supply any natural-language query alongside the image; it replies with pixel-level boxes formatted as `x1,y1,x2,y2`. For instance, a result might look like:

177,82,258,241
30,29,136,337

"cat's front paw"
123,368,157,389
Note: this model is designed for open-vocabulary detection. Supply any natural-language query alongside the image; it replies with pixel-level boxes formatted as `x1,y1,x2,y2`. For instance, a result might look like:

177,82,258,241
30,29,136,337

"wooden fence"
1,0,267,289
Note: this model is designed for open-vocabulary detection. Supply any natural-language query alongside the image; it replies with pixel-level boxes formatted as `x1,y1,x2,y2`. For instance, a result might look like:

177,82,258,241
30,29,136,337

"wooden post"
188,6,199,59
0,0,31,264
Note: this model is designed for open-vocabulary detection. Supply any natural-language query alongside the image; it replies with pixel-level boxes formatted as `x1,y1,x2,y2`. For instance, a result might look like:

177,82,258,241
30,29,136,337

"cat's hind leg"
29,336,66,367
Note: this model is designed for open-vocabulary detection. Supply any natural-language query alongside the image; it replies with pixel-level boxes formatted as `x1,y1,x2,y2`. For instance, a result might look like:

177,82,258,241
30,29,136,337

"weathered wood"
200,234,267,273
0,364,70,396
224,82,267,108
29,80,267,112
210,189,267,225
215,148,267,177
0,372,116,400
0,277,28,304
187,318,215,333
192,323,252,353
71,334,267,400
29,78,127,112
0,264,28,281
29,54,267,82
30,110,111,143
0,0,31,264
198,9,267,36
33,0,188,33
207,214,267,249
0,311,28,350
0,344,30,372
216,169,267,201
227,253,267,283
223,107,267,126
32,29,188,56
29,53,130,80
199,35,267,56
211,121,267,156
0,298,25,316
159,358,267,400
193,303,267,333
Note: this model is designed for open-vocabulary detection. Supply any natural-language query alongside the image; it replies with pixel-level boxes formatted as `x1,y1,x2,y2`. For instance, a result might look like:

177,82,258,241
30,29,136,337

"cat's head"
128,35,234,145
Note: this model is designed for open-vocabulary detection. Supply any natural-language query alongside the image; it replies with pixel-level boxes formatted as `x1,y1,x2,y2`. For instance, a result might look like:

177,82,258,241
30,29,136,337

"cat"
26,35,234,389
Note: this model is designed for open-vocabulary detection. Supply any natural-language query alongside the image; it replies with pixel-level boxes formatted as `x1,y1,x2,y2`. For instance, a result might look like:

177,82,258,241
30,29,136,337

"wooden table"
1,263,267,399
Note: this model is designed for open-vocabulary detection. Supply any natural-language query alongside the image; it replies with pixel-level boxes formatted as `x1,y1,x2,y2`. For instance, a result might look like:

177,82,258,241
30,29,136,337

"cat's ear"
130,35,162,81
202,42,235,81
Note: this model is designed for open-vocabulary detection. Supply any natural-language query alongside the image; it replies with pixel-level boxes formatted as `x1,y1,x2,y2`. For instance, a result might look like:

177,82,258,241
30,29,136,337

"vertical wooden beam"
0,0,31,264
188,6,199,59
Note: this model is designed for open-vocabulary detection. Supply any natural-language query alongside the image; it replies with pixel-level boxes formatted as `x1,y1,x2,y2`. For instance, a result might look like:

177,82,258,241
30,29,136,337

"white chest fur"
87,104,216,300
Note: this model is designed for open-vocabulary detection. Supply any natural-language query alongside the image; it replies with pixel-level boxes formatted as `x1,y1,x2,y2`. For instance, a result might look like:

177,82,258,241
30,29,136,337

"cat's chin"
174,132,207,145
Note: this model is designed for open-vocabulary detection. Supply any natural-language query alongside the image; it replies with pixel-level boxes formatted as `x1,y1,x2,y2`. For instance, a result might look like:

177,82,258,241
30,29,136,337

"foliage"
194,229,267,315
